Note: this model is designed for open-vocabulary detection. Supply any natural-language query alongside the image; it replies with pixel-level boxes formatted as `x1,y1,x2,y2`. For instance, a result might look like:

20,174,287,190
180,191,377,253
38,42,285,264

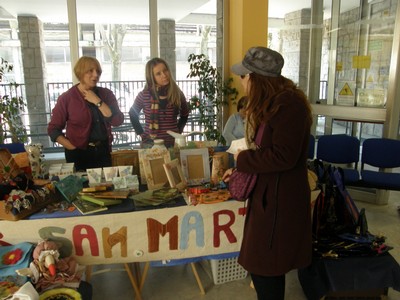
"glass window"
0,47,13,62
269,0,397,140
45,47,69,63
328,0,396,140
82,46,96,57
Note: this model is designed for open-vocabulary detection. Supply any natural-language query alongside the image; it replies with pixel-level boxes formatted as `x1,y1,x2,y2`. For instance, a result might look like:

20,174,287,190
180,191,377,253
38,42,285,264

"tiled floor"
87,192,400,300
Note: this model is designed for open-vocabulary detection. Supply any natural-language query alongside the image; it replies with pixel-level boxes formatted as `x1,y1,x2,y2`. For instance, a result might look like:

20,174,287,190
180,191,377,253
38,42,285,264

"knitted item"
149,86,169,139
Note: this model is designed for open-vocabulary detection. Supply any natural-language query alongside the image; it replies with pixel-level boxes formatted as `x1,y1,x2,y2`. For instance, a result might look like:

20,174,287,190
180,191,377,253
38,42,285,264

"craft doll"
16,240,84,292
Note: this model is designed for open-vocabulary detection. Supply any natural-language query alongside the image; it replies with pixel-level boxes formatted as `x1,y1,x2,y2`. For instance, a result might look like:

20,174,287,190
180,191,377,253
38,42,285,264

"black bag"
311,160,391,258
312,163,359,239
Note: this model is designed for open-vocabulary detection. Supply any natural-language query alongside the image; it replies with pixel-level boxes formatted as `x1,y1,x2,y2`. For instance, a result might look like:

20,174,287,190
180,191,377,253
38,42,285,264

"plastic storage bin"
210,256,248,285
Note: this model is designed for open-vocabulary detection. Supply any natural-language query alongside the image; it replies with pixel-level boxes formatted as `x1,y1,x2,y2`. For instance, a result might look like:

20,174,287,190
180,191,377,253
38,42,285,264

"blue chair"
308,134,315,159
316,134,360,184
360,138,400,191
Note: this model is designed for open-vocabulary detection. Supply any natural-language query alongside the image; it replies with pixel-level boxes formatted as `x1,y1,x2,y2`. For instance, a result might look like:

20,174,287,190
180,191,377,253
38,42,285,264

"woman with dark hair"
129,58,189,148
222,96,248,145
47,56,124,171
223,47,312,300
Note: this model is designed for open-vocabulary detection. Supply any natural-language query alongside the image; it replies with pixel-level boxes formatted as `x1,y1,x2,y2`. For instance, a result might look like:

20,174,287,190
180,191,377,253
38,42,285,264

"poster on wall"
356,88,386,108
336,81,356,106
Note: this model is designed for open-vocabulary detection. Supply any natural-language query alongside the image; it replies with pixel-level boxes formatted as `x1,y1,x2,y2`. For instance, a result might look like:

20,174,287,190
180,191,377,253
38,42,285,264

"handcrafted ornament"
211,152,229,186
0,149,22,182
16,240,85,293
25,144,45,179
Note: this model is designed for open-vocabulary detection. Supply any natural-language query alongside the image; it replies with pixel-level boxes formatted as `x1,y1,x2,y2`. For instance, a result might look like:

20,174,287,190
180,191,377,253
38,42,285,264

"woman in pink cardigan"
48,56,124,171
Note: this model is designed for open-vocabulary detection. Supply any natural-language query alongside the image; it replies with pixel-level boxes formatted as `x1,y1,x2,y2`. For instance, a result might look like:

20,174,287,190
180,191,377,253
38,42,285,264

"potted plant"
187,54,238,145
0,58,27,145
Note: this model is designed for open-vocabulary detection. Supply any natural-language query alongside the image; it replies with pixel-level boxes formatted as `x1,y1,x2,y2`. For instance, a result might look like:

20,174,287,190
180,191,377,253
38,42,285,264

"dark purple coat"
48,85,124,151
236,92,312,276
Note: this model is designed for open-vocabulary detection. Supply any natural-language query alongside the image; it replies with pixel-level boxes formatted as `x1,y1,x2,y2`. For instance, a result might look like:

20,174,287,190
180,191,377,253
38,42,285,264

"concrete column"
281,9,311,93
17,15,50,147
149,0,159,58
67,0,79,84
217,0,228,125
159,19,176,79
308,0,324,136
217,0,225,78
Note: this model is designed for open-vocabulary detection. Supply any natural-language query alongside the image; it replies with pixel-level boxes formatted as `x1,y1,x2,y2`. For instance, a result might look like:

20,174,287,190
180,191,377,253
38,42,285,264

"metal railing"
1,80,205,151
1,79,329,152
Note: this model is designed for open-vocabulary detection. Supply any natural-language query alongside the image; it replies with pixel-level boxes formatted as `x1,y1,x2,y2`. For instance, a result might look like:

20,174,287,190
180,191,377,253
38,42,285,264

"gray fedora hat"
231,47,284,77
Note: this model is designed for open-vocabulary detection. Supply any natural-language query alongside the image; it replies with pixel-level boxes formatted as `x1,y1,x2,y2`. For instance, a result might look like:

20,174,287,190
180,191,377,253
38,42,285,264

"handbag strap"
254,123,265,147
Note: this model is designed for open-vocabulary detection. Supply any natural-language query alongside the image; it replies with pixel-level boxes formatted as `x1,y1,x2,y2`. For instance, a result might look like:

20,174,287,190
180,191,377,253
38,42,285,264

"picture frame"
138,150,147,184
163,159,187,191
179,148,210,185
141,148,171,190
111,149,140,175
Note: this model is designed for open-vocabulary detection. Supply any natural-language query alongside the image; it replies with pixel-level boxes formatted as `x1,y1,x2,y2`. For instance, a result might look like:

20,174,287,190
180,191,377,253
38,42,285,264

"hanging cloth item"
149,86,168,139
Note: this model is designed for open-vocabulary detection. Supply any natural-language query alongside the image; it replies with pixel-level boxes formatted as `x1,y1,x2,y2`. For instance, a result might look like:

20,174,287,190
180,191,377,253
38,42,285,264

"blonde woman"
48,56,124,171
129,58,189,148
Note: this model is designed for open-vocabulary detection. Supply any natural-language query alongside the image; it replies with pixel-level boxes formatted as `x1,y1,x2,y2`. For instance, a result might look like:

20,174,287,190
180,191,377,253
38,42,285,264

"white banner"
0,201,246,265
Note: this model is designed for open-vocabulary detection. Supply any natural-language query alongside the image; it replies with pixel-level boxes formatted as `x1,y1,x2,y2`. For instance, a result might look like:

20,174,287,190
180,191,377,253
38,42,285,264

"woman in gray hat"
223,47,312,300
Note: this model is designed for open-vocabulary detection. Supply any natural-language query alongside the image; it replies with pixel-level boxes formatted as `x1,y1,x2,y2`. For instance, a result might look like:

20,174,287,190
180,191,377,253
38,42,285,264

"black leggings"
251,273,285,300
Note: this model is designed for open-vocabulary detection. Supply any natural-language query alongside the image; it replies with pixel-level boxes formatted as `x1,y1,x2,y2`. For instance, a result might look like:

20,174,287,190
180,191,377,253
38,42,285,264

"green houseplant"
0,58,27,144
187,53,238,145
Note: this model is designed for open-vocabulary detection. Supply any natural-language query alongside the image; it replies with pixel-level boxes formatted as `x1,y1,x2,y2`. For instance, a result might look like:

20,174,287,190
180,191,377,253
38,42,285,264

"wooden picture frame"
111,149,140,176
180,148,210,185
141,148,171,190
163,159,187,191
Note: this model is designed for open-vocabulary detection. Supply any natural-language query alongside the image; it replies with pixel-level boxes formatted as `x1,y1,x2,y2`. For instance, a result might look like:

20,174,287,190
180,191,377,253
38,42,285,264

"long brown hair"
246,73,312,130
144,57,182,107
